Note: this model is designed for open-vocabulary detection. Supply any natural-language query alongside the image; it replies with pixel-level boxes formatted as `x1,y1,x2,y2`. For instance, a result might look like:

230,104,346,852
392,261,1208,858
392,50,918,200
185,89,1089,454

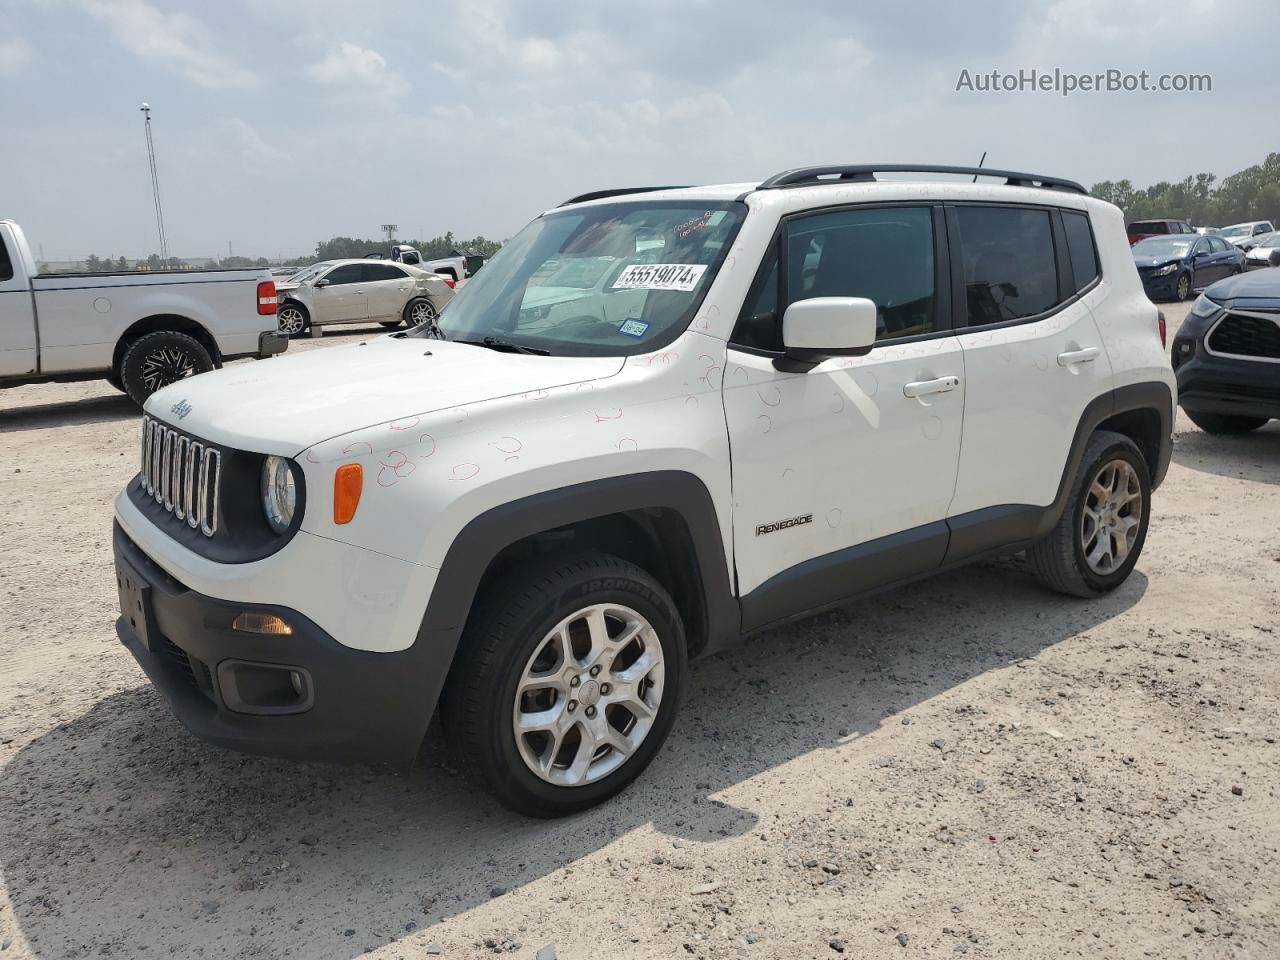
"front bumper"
258,330,289,357
1140,272,1181,300
113,522,434,764
1173,337,1280,420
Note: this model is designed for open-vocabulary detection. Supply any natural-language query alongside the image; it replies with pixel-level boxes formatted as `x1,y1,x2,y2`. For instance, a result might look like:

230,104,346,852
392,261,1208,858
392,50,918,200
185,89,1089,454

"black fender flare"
403,471,739,746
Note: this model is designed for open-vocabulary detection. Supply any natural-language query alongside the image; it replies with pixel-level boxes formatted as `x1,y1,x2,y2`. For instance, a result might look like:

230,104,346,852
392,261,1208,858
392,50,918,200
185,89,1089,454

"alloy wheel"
278,306,306,335
1080,458,1143,574
410,300,436,326
512,603,665,788
139,346,197,393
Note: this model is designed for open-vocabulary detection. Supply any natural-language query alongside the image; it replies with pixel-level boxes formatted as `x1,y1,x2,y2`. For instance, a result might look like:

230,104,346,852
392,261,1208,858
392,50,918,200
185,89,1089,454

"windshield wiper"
459,335,551,356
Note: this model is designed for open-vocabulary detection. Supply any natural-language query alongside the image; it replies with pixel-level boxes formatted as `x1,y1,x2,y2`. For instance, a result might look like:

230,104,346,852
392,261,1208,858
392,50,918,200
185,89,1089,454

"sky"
1,0,1276,261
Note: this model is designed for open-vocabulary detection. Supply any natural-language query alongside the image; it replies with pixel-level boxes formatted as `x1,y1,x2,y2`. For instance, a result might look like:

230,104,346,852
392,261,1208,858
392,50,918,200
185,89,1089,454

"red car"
1127,218,1195,246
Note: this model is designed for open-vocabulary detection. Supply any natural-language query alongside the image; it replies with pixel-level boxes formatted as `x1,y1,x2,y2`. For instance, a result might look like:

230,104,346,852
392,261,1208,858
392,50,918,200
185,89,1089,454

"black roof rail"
758,164,1088,195
559,186,691,206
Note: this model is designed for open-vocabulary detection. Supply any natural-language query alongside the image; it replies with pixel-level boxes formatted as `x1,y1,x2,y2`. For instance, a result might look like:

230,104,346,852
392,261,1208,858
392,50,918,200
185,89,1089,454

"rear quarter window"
1062,211,1100,292
0,235,12,282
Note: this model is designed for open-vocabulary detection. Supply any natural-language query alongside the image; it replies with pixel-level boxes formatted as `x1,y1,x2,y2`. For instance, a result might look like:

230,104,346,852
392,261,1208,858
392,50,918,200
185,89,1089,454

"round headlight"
261,455,297,534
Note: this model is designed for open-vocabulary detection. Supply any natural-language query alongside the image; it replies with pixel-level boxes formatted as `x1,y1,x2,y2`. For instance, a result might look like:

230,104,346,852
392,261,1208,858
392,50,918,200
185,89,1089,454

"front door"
314,263,369,324
0,230,37,377
724,204,965,629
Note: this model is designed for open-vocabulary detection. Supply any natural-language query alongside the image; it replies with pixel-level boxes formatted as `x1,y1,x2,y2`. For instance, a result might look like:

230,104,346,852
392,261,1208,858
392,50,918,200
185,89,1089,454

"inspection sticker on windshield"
618,318,649,337
612,263,707,292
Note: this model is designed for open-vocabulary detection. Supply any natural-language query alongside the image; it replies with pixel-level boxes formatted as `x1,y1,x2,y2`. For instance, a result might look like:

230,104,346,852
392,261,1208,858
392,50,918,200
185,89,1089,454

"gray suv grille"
139,416,221,537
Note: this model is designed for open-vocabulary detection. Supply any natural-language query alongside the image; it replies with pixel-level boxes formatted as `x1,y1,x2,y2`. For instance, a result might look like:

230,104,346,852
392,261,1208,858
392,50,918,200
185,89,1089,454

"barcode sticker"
612,263,708,292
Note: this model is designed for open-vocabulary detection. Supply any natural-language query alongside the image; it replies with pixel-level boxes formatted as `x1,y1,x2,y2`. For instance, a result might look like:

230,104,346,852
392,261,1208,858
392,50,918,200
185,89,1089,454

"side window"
783,206,937,341
1256,224,1269,236
1210,237,1229,253
1061,210,1099,291
323,264,364,285
0,235,12,282
364,263,407,282
954,206,1060,326
1182,223,1194,234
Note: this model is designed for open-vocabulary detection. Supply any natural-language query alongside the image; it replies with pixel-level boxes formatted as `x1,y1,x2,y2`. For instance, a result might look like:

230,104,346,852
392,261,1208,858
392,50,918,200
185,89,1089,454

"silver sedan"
274,259,455,337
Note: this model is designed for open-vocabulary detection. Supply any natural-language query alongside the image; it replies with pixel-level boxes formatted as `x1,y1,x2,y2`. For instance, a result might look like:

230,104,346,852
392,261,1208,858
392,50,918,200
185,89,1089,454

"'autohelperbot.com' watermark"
956,68,1212,96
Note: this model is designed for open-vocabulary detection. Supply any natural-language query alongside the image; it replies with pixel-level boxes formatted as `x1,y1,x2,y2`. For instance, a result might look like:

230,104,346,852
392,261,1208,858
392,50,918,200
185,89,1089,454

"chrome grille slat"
137,419,221,538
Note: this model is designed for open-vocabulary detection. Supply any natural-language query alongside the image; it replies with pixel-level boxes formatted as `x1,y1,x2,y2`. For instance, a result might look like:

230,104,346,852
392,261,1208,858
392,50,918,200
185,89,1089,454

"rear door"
363,263,416,321
0,229,37,377
313,263,368,324
944,203,1113,561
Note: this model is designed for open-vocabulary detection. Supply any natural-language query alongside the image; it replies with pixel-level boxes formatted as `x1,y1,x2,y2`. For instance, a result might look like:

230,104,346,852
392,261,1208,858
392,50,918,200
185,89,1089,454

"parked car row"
274,259,455,337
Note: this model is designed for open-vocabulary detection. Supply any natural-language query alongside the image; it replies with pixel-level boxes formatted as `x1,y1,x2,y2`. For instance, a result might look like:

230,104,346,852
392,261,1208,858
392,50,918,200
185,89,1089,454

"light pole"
140,103,169,265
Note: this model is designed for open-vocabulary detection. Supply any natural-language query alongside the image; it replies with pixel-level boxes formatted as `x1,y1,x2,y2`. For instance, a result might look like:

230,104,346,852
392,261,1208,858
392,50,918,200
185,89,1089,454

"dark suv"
1173,270,1280,433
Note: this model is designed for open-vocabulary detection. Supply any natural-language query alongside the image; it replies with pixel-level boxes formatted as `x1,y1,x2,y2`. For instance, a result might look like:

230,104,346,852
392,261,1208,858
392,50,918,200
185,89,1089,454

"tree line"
1091,151,1280,227
313,231,503,263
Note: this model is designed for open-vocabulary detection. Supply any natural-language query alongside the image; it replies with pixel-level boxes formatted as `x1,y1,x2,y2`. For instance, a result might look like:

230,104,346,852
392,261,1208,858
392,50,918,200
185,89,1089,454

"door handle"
1057,346,1100,366
903,375,960,398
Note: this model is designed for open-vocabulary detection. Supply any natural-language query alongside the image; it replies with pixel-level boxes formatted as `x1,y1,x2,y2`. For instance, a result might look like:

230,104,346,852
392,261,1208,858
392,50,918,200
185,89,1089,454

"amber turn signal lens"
232,612,293,635
334,463,363,524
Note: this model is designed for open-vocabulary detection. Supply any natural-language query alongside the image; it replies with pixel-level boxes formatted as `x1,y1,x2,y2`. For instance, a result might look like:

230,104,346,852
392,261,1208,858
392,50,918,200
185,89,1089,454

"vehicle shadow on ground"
0,394,137,434
0,561,1146,959
1173,422,1280,486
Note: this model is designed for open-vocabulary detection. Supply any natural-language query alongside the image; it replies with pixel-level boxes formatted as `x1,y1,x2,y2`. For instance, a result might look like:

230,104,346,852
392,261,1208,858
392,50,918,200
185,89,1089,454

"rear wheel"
440,552,684,817
403,297,437,328
119,330,214,405
1185,410,1269,434
1029,430,1151,598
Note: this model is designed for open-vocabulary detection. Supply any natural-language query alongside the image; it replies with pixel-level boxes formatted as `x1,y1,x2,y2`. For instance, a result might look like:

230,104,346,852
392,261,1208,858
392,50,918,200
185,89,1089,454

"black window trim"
729,200,952,357
944,200,1103,336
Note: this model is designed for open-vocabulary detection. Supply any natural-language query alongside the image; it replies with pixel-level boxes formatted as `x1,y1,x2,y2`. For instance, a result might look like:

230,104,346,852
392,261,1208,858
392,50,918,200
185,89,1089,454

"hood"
145,336,624,454
1203,267,1280,306
1133,256,1182,270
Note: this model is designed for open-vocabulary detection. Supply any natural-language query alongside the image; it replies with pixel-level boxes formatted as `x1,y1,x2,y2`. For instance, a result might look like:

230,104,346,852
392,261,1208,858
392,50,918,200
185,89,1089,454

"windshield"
1133,237,1192,258
288,262,333,283
415,200,746,356
1218,224,1252,238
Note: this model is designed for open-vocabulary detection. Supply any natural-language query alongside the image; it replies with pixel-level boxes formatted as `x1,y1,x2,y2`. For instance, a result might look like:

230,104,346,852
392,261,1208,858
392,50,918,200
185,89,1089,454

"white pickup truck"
0,219,287,404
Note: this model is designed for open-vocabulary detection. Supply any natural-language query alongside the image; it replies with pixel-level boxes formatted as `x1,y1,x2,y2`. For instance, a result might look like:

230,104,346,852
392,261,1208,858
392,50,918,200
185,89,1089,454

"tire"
105,370,125,394
1174,272,1192,301
440,551,685,817
277,301,309,337
1028,430,1151,598
379,320,403,329
119,330,214,405
1185,410,1269,434
403,297,437,328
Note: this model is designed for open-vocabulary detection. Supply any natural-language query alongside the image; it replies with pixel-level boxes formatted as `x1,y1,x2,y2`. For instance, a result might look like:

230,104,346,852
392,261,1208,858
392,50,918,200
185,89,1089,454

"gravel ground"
1,306,1277,960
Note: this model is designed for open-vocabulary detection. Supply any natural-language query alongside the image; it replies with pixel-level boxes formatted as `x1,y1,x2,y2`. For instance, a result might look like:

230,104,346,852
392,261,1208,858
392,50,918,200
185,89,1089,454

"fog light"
233,612,294,635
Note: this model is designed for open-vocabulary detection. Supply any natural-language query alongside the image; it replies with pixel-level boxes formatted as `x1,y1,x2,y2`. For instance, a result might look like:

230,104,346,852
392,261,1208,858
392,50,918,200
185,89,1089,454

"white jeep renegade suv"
114,164,1176,817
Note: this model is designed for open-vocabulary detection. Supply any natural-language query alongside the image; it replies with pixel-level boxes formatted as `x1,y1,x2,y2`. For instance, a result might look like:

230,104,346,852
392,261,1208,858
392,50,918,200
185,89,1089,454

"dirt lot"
1,306,1277,960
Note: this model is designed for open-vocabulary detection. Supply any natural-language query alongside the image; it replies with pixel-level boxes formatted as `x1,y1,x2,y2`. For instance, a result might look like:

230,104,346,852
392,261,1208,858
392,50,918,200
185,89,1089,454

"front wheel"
277,302,310,337
1174,272,1192,301
1028,430,1151,598
1185,410,1269,434
119,330,214,405
440,552,685,817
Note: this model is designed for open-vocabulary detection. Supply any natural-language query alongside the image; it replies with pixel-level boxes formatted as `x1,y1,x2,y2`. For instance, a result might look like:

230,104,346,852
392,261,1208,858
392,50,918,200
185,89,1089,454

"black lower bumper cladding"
112,522,431,764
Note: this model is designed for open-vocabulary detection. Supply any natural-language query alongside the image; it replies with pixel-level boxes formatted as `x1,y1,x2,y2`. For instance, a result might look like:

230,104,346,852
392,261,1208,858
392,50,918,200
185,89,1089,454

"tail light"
257,280,278,315
1157,310,1167,349
441,277,456,289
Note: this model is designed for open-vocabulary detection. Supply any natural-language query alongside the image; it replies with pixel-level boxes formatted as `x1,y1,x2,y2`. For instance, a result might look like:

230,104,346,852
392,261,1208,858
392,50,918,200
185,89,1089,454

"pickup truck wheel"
1028,430,1151,598
119,331,214,405
403,297,436,328
440,552,685,817
1185,410,1269,434
277,302,309,337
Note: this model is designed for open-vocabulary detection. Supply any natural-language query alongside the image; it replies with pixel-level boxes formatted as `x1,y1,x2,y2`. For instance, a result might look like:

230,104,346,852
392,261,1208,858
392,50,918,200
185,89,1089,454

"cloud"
0,37,34,76
306,42,401,95
80,0,257,89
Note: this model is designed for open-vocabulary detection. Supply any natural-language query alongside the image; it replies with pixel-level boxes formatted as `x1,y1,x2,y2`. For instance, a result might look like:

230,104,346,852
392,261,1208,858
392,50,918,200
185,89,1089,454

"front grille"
1208,312,1280,360
140,416,221,536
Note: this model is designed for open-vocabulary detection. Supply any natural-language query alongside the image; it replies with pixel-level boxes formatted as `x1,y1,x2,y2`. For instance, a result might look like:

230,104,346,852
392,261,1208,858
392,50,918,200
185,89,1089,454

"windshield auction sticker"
612,263,708,292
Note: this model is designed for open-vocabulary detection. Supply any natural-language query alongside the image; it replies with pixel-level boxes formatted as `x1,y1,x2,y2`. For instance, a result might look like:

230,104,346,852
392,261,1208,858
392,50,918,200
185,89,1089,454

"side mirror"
778,297,877,371
315,278,329,288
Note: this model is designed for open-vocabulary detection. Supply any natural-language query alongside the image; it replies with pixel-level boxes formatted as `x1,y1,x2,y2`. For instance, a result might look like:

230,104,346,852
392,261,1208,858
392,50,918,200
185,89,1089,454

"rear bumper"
113,522,433,764
258,330,289,357
1173,341,1280,420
